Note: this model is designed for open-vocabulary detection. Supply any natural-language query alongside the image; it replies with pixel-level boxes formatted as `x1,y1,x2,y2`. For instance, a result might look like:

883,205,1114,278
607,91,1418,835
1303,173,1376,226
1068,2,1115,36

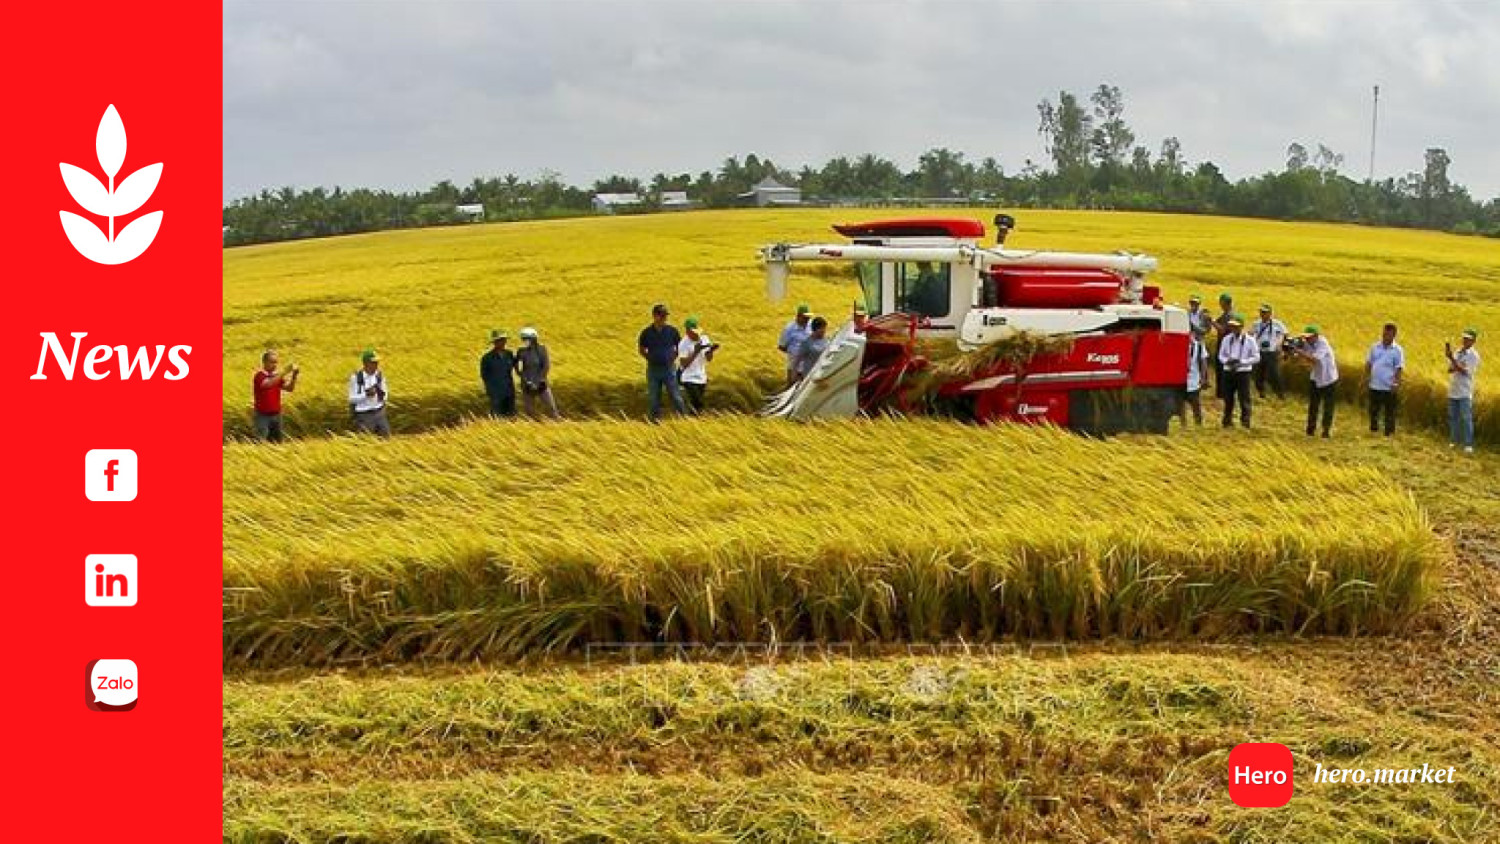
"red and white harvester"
760,216,1190,434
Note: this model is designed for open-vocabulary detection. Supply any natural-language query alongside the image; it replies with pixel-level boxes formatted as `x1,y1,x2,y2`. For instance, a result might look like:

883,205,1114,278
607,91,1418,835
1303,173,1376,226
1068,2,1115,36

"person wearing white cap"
1216,312,1259,428
1446,328,1481,452
1252,303,1287,399
516,327,559,419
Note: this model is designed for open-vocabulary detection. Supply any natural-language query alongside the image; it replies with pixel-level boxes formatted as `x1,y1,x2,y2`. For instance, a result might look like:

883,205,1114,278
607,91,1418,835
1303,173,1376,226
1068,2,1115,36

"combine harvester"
761,215,1190,434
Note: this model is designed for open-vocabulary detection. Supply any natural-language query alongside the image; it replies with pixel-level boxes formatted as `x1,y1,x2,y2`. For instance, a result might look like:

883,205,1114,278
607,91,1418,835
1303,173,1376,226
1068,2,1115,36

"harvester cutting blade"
761,323,866,420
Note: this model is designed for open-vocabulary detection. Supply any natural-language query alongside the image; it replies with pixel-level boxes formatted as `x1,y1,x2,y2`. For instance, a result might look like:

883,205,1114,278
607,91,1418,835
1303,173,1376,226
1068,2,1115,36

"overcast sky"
224,0,1500,202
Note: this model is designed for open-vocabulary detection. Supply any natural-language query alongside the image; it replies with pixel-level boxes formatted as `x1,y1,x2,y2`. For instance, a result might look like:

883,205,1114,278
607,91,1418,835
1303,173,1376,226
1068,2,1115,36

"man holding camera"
252,349,299,442
677,315,718,414
1365,322,1405,436
1252,303,1287,399
348,348,391,437
1446,328,1481,453
1216,313,1260,428
1292,325,1339,438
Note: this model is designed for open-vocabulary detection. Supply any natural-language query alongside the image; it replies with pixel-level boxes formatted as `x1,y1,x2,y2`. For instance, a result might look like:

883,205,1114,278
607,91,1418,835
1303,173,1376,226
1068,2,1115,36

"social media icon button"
86,659,138,711
85,554,137,607
85,449,137,501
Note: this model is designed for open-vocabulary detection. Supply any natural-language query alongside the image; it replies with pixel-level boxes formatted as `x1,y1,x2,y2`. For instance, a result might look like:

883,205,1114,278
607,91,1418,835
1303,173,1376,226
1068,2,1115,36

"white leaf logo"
59,104,163,265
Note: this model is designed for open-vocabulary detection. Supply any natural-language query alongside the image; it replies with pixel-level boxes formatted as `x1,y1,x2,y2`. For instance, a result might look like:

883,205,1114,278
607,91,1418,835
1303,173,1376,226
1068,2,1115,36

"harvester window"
856,262,883,316
896,262,951,318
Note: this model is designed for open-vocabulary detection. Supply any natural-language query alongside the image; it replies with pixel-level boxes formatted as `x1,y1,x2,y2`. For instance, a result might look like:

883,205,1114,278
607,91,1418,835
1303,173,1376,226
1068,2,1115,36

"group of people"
636,302,719,421
1181,292,1482,452
479,327,560,420
250,295,1481,451
250,327,560,441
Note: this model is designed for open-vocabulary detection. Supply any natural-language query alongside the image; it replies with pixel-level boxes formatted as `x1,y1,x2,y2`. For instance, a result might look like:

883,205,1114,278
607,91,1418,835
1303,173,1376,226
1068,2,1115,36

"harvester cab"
759,216,1190,434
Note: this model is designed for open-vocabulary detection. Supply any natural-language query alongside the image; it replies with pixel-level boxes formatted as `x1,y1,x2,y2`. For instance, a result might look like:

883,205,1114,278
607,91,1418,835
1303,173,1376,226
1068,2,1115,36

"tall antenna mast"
1368,85,1380,182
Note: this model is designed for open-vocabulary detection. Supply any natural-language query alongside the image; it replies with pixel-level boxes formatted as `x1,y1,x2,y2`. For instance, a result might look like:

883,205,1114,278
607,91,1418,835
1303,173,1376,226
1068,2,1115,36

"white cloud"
223,0,1500,201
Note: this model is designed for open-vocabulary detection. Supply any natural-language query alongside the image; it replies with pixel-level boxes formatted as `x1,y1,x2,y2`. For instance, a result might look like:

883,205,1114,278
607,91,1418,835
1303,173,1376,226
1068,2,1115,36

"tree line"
223,83,1500,247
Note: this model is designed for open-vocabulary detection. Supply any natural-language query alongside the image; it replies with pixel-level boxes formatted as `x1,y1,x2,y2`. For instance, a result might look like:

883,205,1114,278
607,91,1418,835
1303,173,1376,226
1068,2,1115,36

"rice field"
222,211,1499,842
224,653,1500,843
223,209,1499,442
224,417,1441,667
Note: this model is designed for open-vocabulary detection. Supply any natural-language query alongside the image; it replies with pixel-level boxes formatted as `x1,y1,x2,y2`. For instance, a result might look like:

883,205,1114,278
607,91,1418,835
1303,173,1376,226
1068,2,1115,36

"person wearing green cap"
348,348,390,437
1445,328,1481,452
676,315,719,414
1252,303,1287,400
1216,312,1260,428
479,329,517,418
1211,292,1235,399
778,304,813,387
1291,325,1339,438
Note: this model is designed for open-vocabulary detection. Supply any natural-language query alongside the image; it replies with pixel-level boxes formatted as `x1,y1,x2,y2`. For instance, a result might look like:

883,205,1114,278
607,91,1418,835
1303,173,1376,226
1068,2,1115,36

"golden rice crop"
223,417,1441,666
224,209,1499,442
226,771,981,844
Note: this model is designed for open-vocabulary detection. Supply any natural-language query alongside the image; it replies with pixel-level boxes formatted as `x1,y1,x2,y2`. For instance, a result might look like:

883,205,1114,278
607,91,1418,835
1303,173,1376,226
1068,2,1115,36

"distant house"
592,192,642,213
739,177,801,207
659,190,696,211
454,203,485,222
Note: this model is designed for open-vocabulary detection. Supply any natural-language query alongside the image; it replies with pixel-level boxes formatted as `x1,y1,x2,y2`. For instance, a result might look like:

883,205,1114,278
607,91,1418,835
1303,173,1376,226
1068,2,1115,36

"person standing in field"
516,327,559,419
794,316,830,383
778,303,813,387
1217,313,1259,428
639,302,687,422
1179,332,1208,427
1446,328,1481,453
1293,325,1339,438
676,315,717,414
252,349,299,442
479,329,517,418
348,348,391,437
1185,294,1213,341
1211,292,1235,399
1365,322,1405,436
1252,303,1287,399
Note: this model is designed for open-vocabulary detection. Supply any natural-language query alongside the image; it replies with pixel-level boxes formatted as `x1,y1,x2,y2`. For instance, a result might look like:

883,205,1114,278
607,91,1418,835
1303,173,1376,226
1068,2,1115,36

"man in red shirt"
252,349,299,442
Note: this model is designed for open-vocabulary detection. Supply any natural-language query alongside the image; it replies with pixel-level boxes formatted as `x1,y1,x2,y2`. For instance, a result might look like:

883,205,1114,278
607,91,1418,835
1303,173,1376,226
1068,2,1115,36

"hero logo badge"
59,105,163,265
1017,402,1051,415
1086,352,1121,366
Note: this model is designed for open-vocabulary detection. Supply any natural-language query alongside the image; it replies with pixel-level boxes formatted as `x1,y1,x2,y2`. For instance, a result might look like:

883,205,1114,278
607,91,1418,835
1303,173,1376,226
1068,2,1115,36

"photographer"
252,349,299,442
676,315,718,414
1446,328,1481,453
1291,325,1339,438
1252,303,1287,399
1216,313,1259,428
348,348,391,437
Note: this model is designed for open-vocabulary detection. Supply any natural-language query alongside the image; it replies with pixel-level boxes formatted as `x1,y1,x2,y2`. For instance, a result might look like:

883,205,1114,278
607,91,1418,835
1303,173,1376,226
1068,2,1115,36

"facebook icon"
85,449,138,501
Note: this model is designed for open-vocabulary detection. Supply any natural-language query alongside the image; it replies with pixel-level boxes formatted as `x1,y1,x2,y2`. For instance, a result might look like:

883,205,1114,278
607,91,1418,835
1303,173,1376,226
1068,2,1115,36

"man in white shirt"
1179,333,1209,427
348,348,391,437
1365,322,1405,436
1293,325,1339,438
677,315,718,414
1446,328,1481,452
1252,303,1288,400
1217,313,1260,428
